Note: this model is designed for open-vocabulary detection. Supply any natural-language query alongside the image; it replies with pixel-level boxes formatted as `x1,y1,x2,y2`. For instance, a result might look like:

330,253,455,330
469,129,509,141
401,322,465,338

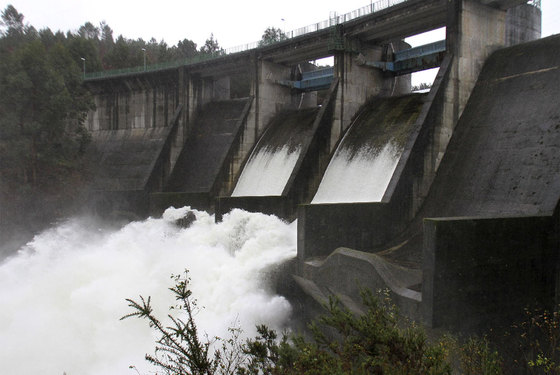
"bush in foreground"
123,270,507,375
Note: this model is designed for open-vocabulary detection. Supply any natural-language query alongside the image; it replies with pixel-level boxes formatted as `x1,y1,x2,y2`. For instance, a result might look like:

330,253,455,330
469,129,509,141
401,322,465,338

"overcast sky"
2,0,559,50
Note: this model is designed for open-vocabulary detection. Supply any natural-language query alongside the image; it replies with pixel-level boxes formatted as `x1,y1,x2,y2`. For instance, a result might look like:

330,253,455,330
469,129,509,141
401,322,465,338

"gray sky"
2,0,559,50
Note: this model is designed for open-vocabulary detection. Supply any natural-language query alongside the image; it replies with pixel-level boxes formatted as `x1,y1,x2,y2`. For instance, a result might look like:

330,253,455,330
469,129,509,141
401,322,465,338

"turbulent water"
232,146,301,197
0,207,296,375
312,142,400,203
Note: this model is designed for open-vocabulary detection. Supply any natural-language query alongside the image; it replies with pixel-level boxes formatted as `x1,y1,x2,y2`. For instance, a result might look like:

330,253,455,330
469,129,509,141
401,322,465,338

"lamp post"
142,48,146,71
80,57,86,79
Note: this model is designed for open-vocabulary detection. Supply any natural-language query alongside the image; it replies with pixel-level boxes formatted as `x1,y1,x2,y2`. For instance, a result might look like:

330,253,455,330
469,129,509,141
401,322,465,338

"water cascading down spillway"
232,108,319,197
312,94,426,204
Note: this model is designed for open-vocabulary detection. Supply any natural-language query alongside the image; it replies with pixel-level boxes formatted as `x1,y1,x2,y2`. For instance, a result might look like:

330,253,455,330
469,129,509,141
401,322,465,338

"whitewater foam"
232,146,300,197
0,207,296,375
312,142,401,203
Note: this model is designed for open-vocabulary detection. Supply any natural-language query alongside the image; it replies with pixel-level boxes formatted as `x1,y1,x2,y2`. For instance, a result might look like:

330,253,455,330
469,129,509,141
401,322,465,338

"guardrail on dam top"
84,0,409,80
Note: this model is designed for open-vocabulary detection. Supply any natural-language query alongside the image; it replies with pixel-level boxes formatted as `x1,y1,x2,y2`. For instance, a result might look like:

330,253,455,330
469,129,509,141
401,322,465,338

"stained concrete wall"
85,65,240,211
252,60,292,137
422,215,558,333
297,202,396,259
86,81,178,131
439,0,507,172
298,247,422,322
506,3,541,46
165,98,252,196
420,34,560,219
85,106,183,217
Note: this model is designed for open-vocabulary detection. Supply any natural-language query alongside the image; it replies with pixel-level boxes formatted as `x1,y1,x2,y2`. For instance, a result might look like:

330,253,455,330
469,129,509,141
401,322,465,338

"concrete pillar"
417,0,542,193
506,3,541,46
330,39,413,152
145,87,155,128
213,76,231,100
116,91,130,130
153,87,167,129
256,60,292,136
130,89,147,129
437,0,508,169
187,74,201,127
332,47,380,150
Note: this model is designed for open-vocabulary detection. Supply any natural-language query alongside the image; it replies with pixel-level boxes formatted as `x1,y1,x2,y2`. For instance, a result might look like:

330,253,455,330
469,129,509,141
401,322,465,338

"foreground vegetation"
124,270,560,375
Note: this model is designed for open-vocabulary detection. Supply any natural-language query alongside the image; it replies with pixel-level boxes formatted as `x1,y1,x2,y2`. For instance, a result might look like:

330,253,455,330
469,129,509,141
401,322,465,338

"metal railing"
394,40,446,62
527,0,541,9
302,67,335,80
85,53,223,79
85,0,409,80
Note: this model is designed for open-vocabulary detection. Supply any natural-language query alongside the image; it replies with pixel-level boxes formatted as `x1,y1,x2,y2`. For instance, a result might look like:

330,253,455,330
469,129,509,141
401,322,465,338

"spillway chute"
312,94,426,204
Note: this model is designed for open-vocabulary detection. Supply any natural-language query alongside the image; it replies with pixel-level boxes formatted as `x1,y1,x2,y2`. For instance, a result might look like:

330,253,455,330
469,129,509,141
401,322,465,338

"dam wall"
420,35,560,220
423,214,558,333
418,34,560,332
82,0,541,220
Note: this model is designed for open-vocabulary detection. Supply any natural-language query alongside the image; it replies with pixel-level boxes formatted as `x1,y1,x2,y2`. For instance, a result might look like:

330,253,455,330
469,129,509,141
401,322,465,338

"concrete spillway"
421,35,560,219
166,98,251,194
312,94,425,204
87,126,173,192
232,108,319,197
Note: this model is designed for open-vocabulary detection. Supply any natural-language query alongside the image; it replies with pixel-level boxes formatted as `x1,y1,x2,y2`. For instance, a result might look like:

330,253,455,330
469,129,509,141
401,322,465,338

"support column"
438,0,508,168
256,59,292,136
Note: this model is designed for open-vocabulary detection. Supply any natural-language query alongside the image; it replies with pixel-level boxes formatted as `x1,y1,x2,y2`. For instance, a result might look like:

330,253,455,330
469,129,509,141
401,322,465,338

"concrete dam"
83,0,556,333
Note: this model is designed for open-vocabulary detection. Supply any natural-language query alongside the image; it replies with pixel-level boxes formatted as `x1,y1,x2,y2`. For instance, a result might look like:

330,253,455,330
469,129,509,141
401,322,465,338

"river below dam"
0,207,297,375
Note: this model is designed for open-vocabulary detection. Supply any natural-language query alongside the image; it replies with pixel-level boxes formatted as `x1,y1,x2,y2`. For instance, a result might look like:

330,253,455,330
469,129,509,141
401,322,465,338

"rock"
175,211,197,228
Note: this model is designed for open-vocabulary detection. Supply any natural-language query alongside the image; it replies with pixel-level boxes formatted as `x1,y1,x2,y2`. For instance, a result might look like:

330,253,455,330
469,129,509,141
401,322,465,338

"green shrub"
123,270,453,375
